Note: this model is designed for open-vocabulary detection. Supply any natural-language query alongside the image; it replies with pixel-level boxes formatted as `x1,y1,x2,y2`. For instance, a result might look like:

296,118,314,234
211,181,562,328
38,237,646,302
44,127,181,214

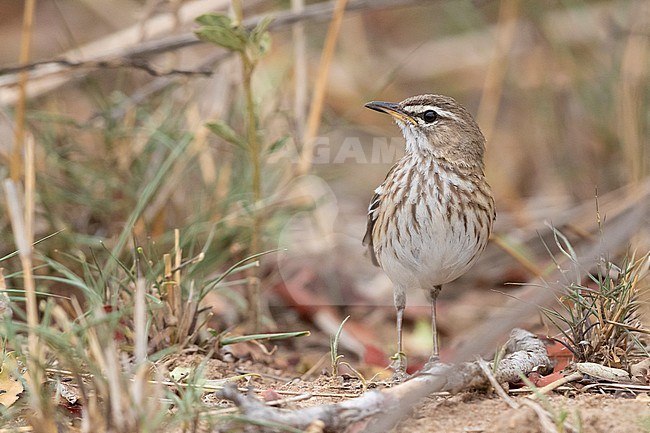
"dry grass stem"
4,134,54,429
476,0,520,144
298,0,349,176
617,1,650,183
10,0,36,180
134,278,147,365
292,0,307,140
580,382,650,393
173,228,183,315
527,372,584,400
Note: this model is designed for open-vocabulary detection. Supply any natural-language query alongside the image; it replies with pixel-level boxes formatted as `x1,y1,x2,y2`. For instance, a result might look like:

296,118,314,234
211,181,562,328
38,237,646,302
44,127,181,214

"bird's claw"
389,351,409,382
423,354,441,370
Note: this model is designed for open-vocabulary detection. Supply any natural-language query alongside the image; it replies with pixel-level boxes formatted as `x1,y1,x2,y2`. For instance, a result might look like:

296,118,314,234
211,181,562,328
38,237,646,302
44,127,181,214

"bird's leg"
428,285,442,363
390,289,407,380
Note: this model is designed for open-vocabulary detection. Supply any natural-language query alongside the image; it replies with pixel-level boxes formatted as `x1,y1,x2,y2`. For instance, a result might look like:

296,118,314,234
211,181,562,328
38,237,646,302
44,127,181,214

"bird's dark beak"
365,101,417,125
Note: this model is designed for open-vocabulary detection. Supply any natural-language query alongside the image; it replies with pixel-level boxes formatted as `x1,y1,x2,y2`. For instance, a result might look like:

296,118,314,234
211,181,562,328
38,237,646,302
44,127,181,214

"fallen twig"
216,329,550,432
528,371,583,400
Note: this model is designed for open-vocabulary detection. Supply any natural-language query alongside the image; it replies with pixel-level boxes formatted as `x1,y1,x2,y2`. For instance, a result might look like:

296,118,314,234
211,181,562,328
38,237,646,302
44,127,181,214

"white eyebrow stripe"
432,108,460,121
405,105,460,121
406,105,435,113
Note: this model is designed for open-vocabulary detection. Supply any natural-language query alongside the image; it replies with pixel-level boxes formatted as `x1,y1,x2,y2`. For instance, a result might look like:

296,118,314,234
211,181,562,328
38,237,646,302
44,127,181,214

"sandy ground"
169,353,650,433
395,392,650,433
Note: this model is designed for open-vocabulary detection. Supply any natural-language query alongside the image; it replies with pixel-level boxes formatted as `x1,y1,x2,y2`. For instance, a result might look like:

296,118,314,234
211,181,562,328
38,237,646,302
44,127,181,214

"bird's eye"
422,110,438,123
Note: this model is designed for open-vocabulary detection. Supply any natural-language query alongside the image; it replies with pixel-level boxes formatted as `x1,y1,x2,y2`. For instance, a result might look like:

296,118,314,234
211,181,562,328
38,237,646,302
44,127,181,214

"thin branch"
0,58,213,78
0,0,423,104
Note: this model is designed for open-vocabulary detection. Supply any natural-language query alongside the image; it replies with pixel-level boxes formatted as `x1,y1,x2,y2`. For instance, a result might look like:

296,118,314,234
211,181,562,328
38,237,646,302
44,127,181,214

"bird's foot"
422,354,441,371
389,351,409,382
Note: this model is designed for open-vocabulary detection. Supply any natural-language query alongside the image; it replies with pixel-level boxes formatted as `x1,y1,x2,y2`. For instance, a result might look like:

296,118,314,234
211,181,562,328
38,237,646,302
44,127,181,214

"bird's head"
365,94,486,169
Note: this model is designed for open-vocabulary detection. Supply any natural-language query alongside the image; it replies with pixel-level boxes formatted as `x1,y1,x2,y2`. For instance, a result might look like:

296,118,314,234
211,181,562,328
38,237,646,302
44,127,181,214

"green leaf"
330,316,350,376
255,31,272,57
195,13,231,27
195,13,245,52
251,17,272,54
218,330,310,346
251,16,272,41
195,27,245,52
206,120,246,148
201,249,282,300
266,135,289,155
247,17,272,59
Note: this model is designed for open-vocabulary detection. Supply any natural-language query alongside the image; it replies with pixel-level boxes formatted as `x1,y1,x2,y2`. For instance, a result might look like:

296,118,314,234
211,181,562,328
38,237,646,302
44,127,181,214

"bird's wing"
363,188,381,267
363,163,400,267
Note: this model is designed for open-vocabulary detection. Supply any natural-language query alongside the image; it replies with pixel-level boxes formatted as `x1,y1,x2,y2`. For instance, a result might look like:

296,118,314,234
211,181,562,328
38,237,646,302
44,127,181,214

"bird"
363,94,495,376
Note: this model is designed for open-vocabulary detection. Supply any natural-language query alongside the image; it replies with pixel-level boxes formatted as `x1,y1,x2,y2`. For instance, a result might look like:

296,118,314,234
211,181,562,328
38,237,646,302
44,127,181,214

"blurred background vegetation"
0,0,648,357
0,1,648,430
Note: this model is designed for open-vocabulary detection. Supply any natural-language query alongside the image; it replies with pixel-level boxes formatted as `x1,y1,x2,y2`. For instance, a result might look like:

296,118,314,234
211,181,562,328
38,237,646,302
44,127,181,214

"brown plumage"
363,94,495,375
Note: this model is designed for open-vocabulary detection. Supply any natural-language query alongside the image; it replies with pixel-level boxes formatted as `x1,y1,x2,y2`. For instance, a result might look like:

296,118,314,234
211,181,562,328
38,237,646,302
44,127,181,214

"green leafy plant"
329,316,366,389
195,7,273,331
330,315,350,377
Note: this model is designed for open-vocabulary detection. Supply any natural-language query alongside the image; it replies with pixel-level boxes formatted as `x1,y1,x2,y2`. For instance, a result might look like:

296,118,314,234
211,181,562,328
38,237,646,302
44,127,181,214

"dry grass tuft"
542,244,649,368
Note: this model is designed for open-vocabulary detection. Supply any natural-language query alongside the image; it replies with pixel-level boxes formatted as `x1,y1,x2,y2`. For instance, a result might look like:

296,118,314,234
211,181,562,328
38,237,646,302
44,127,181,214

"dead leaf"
630,358,650,384
261,388,281,402
0,352,24,407
576,362,633,383
57,382,80,405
